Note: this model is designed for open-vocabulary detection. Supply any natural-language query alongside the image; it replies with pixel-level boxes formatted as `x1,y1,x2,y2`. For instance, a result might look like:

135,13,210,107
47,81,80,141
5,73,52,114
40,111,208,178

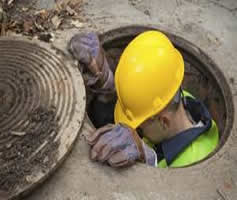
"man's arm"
68,33,157,168
68,32,115,102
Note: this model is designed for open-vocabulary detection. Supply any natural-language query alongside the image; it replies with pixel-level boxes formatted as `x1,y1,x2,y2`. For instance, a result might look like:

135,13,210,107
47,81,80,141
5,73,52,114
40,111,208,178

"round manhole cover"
0,37,86,198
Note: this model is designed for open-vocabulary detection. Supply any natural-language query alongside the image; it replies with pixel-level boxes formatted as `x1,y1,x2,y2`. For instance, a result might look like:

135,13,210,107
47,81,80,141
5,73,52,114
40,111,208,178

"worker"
68,31,219,168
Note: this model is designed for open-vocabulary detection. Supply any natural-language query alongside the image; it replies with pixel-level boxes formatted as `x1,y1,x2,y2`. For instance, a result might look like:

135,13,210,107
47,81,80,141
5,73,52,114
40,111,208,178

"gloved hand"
86,124,157,167
68,32,114,93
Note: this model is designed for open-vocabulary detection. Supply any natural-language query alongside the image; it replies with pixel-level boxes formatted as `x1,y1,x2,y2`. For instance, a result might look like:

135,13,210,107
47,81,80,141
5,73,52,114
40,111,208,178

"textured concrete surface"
23,0,237,200
35,0,55,9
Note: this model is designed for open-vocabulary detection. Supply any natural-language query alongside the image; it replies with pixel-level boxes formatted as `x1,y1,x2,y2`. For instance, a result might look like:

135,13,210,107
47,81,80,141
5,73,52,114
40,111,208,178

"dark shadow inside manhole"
87,26,234,156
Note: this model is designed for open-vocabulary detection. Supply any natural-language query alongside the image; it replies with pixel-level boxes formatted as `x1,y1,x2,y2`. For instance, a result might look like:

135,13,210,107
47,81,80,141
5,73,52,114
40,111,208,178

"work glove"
68,32,114,93
86,124,157,167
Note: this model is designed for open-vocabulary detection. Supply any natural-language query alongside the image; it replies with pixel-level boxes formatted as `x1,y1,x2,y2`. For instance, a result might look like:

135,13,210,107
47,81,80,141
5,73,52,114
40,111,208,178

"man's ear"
158,113,170,129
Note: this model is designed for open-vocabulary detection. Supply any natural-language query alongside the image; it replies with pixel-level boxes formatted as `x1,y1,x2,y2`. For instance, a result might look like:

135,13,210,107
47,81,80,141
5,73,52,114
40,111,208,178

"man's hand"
86,124,157,167
68,32,114,93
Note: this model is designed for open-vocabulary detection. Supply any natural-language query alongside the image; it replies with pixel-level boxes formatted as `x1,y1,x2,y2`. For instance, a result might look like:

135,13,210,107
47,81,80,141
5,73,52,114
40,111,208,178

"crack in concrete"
183,0,237,15
208,0,237,13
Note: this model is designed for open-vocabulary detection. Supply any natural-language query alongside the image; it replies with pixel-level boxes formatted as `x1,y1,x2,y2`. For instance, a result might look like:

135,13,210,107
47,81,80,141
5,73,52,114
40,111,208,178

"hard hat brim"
114,100,141,129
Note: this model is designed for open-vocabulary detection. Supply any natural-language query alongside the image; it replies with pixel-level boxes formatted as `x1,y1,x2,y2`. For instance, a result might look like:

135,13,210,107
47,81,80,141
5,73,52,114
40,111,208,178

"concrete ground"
22,0,237,199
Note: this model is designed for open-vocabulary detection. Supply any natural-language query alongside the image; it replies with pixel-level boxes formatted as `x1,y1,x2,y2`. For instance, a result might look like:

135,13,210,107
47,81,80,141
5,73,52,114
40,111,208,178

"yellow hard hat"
114,31,184,129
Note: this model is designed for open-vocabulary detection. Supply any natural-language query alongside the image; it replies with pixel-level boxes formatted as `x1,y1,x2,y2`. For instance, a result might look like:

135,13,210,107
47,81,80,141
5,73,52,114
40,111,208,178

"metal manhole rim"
97,24,235,169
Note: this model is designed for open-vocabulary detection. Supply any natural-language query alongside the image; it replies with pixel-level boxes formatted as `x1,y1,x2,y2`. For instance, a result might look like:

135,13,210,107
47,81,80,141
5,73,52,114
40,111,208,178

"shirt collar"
155,97,212,166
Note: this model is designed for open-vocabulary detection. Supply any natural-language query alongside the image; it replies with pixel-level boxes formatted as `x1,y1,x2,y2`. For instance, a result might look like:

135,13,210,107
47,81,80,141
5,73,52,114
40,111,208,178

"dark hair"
165,89,182,112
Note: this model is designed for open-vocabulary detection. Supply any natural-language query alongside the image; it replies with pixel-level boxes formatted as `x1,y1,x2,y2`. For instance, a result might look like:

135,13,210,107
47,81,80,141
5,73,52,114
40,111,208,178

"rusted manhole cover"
0,37,86,198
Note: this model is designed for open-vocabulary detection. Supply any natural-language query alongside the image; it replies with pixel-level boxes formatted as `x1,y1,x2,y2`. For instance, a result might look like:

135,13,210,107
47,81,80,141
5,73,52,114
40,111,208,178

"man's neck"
166,103,194,139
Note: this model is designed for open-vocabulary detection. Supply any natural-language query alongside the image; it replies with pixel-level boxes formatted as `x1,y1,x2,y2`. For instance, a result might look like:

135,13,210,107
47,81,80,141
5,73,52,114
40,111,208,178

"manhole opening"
87,26,234,158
